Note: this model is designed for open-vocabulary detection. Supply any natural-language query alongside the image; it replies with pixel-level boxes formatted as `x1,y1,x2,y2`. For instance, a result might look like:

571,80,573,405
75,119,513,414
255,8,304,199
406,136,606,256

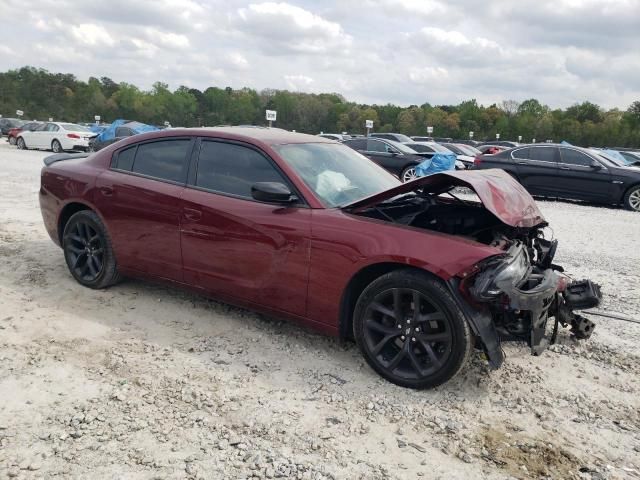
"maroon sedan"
39,127,601,389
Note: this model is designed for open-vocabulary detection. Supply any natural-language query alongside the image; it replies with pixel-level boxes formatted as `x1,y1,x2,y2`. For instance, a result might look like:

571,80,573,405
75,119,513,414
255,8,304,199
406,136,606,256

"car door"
180,138,311,317
513,146,559,196
553,147,611,202
94,137,194,281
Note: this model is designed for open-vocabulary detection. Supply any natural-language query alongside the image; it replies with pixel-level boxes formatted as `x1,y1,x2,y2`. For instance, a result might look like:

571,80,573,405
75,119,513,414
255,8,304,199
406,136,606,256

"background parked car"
438,143,477,168
90,119,158,151
317,133,350,141
369,132,413,143
344,137,425,182
7,121,42,145
478,144,509,154
0,118,25,136
481,140,519,148
410,136,434,142
473,143,640,211
16,122,95,152
403,142,461,168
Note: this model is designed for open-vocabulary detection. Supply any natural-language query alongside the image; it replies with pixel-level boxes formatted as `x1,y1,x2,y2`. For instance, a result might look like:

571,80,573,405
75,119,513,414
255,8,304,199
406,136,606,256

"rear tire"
16,137,27,150
353,270,472,389
8,136,16,146
624,185,640,212
62,210,122,289
52,139,63,153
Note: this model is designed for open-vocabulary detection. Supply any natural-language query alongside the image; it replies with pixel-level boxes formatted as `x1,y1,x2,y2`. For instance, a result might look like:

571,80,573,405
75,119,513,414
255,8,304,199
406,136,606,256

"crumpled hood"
345,168,546,228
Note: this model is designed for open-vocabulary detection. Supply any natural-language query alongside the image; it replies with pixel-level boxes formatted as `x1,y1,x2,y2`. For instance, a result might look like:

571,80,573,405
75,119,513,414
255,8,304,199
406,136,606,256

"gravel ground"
0,140,639,480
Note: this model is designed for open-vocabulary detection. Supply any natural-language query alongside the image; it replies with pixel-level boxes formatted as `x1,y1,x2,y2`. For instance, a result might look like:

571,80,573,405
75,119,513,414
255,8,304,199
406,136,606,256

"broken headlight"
470,244,531,301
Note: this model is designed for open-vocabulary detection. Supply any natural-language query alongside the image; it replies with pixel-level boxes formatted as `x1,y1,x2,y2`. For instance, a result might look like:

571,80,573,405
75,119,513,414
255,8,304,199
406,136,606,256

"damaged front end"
346,169,602,369
466,239,601,357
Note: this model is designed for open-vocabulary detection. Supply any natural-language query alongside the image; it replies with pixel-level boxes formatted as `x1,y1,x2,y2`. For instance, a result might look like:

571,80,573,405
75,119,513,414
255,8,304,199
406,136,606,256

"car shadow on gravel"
3,237,495,398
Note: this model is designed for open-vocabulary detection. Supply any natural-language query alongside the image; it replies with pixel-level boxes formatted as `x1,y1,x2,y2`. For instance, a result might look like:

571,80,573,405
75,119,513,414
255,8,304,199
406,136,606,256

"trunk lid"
344,168,545,228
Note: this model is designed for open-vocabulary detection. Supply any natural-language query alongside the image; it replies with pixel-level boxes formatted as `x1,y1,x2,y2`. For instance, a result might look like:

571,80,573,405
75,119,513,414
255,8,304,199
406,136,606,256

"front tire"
400,165,418,183
52,139,63,153
624,186,640,212
16,137,27,150
353,270,472,389
62,211,122,289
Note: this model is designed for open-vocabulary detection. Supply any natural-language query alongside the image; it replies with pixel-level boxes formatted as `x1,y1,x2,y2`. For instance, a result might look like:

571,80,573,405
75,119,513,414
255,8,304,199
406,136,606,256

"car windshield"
457,144,481,155
274,143,400,208
60,123,91,132
442,143,464,155
587,149,623,167
386,139,418,154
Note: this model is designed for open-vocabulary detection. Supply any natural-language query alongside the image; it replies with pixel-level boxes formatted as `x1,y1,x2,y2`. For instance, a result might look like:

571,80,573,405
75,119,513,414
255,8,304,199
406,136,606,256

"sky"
0,0,638,109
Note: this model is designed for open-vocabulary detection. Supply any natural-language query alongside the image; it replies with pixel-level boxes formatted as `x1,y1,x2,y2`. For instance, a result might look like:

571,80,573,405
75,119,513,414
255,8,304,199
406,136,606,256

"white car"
16,122,95,153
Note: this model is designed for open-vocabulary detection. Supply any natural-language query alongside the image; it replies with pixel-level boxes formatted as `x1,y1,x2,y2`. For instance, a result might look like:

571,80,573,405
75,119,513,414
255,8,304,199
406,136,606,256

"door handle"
183,207,202,222
559,166,571,170
100,186,113,197
516,161,528,165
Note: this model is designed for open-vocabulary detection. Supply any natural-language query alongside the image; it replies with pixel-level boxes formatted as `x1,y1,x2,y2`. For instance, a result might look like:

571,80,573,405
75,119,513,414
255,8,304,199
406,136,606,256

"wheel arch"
338,262,439,340
57,202,93,244
621,182,640,205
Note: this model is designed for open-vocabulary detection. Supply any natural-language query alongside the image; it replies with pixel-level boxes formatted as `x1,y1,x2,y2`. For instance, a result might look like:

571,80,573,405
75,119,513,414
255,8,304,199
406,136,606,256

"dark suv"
344,137,425,182
474,143,640,211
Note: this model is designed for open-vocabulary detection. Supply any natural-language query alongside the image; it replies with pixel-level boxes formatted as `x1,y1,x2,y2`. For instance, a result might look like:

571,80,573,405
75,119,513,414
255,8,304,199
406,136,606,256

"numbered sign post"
16,110,24,117
469,131,474,139
266,110,277,128
95,115,101,125
365,119,373,136
427,126,434,135
496,133,500,140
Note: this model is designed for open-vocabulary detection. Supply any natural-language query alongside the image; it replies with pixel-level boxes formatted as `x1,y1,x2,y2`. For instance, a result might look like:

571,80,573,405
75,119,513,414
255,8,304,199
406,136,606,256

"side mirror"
251,182,297,204
590,160,602,170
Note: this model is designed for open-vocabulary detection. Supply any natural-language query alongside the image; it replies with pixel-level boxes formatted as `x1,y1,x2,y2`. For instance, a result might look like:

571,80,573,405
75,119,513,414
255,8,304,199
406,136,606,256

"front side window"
367,139,389,153
195,141,287,198
131,139,191,183
529,147,557,162
345,139,367,150
560,148,592,166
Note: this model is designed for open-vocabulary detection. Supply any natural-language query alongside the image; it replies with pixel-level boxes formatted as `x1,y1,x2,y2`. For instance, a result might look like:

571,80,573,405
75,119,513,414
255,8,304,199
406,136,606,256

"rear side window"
529,147,557,162
345,139,366,150
131,139,191,183
512,147,529,159
115,146,136,171
560,148,592,166
195,141,287,198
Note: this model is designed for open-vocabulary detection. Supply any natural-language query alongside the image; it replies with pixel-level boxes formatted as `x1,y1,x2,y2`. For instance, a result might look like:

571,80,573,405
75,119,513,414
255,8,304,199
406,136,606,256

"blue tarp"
415,153,457,177
95,119,158,143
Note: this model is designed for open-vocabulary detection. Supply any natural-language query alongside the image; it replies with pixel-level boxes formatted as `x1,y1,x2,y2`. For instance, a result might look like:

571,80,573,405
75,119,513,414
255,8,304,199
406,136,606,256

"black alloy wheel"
63,210,121,289
354,270,471,389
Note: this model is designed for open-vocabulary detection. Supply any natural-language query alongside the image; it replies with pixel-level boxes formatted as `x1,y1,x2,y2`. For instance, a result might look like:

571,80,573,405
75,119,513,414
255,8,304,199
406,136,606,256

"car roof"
200,126,334,145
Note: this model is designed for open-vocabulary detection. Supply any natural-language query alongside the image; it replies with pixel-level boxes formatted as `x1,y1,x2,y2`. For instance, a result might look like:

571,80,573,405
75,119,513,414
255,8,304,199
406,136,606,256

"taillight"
474,155,482,166
67,133,80,139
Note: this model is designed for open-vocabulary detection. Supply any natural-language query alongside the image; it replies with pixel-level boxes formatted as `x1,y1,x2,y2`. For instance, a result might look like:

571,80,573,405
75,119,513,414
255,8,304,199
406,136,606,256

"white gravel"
0,140,639,480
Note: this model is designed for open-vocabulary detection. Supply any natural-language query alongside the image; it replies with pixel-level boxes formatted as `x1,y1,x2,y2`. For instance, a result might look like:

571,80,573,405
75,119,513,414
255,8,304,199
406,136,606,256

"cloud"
234,2,352,54
284,74,314,91
0,0,637,109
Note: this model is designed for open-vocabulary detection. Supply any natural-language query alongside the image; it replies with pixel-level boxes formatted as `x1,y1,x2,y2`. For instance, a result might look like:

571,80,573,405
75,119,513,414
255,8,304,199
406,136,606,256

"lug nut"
400,336,405,340
406,320,410,324
411,337,416,342
397,325,401,329
415,328,420,333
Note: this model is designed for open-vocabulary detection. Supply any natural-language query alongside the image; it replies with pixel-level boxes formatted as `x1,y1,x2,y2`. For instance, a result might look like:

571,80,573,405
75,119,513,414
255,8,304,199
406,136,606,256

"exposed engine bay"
355,189,602,358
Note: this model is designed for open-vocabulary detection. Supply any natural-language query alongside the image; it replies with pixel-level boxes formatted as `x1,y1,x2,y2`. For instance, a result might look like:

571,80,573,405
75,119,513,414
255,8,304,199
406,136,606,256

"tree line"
1,66,639,146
